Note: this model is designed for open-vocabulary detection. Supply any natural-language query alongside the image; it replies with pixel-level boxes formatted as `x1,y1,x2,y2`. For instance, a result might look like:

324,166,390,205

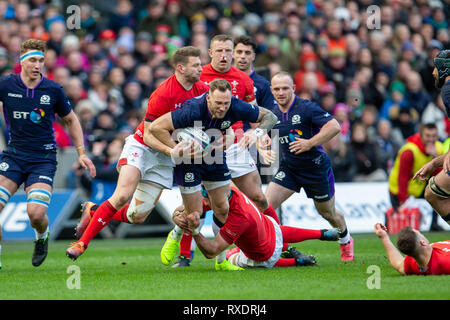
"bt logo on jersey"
13,108,45,123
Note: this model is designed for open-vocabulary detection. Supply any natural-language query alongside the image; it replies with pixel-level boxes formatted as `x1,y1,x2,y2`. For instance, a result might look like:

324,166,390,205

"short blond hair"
20,39,46,56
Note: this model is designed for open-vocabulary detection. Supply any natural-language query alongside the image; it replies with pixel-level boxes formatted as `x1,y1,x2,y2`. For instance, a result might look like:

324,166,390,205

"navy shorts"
272,156,335,202
0,150,57,188
174,162,231,187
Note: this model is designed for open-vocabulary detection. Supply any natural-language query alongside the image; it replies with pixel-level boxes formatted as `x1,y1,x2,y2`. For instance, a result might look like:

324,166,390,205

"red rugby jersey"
134,74,208,146
204,187,276,262
404,241,450,275
200,64,256,141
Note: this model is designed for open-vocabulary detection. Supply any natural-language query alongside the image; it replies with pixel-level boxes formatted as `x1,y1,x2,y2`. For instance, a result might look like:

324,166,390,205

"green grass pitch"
1,232,449,300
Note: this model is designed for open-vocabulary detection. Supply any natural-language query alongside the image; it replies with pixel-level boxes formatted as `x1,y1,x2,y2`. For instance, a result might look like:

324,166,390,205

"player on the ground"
172,185,340,269
164,34,300,267
150,79,277,270
374,223,450,275
265,72,355,261
65,46,208,260
0,39,95,268
413,49,450,226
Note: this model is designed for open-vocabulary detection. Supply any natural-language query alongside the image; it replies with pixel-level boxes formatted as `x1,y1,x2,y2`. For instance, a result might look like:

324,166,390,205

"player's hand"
239,129,258,149
171,141,203,162
186,212,201,230
78,154,96,178
374,223,388,239
257,134,271,149
413,160,437,181
289,137,312,155
173,209,188,229
258,148,276,165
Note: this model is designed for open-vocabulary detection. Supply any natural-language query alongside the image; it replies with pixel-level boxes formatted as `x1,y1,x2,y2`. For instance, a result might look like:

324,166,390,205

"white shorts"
232,216,283,268
225,143,257,179
118,135,174,189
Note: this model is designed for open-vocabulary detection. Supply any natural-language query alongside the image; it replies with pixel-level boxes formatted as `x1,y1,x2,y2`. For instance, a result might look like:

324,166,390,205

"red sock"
179,231,193,258
274,258,296,267
111,204,131,223
80,200,117,247
263,204,280,225
281,226,321,243
282,243,289,251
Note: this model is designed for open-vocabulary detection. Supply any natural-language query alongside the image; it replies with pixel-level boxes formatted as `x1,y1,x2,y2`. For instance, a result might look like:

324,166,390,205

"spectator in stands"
348,122,387,182
375,119,401,175
137,1,176,39
419,40,443,99
255,35,297,77
323,134,354,182
294,51,327,95
108,0,136,34
380,80,408,121
405,71,431,118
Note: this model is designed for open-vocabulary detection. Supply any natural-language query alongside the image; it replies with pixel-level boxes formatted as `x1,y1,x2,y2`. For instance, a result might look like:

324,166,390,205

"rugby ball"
176,127,211,152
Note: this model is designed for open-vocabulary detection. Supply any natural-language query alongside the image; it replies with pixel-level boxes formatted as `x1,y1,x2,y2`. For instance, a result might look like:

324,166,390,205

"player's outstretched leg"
75,201,98,239
215,259,244,271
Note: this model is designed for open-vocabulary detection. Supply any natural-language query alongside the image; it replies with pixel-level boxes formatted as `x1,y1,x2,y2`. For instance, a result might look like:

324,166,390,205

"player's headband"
20,51,45,62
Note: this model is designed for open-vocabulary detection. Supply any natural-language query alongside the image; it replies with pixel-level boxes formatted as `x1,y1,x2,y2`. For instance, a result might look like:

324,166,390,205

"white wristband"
254,128,265,138
190,228,200,236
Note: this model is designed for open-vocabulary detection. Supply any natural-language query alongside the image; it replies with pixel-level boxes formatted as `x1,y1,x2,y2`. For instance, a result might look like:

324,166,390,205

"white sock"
35,226,49,240
338,229,351,244
171,225,184,241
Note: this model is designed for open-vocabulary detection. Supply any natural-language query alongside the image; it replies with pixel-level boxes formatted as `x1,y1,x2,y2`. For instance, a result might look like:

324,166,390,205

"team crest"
274,171,285,180
292,115,301,124
0,162,9,171
184,172,194,182
40,95,50,105
220,121,231,130
230,80,239,93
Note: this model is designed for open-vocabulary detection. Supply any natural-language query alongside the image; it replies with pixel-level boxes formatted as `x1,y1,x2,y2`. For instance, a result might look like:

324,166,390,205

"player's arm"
148,112,199,160
240,106,277,149
290,118,340,155
61,110,96,178
186,212,230,259
413,152,449,181
144,120,175,156
374,223,406,275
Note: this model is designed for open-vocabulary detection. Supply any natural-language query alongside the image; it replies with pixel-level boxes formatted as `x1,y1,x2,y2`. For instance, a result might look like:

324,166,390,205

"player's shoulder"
250,71,270,85
0,73,19,87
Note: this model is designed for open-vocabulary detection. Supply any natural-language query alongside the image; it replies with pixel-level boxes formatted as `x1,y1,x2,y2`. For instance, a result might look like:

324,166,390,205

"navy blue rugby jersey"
250,70,277,111
172,93,259,135
272,95,334,167
0,74,72,152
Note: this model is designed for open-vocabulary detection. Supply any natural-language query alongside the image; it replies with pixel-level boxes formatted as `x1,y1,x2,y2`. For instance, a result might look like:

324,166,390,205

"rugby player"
173,186,340,270
375,223,450,275
0,39,95,268
150,79,277,270
413,49,450,225
66,46,208,260
265,72,354,261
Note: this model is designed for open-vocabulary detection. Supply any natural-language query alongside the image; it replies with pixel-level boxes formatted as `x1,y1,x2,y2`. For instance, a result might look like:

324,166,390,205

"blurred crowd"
0,0,449,196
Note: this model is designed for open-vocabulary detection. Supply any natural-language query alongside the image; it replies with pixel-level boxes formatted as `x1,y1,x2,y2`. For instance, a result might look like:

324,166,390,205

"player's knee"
251,192,268,210
26,189,51,223
126,182,160,224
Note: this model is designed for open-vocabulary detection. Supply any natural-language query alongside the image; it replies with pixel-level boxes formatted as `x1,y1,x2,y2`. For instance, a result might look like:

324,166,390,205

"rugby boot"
215,259,244,271
75,202,97,240
160,230,180,265
171,255,191,268
340,237,354,261
32,233,49,267
66,241,86,261
320,228,340,241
